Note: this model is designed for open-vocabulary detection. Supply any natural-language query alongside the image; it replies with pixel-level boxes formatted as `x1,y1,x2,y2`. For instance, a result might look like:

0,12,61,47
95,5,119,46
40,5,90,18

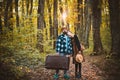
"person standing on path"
67,31,85,79
54,27,73,80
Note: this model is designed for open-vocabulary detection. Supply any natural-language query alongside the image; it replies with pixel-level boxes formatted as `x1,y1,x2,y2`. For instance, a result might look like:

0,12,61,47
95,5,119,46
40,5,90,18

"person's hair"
60,27,68,32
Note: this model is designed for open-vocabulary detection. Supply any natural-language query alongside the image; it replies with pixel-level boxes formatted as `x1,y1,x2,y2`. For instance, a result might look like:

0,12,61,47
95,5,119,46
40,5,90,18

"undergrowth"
0,26,55,80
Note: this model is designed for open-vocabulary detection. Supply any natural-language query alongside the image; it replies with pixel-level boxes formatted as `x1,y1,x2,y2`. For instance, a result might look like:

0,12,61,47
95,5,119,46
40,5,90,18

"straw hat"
75,54,83,63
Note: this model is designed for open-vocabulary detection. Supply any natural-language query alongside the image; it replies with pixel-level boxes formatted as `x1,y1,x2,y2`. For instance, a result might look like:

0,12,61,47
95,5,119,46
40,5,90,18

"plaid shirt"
56,34,73,55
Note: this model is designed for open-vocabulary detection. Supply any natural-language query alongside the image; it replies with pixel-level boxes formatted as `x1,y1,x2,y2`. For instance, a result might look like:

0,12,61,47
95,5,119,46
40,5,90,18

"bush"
0,46,43,80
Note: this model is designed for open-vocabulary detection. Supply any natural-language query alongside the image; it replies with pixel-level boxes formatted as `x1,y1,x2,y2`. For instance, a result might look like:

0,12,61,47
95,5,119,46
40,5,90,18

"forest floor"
26,54,107,80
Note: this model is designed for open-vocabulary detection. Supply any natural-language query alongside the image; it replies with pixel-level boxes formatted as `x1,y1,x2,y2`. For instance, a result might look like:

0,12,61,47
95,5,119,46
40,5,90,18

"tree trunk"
9,1,13,30
46,0,53,38
37,0,45,52
26,0,29,15
0,2,2,32
29,0,33,15
108,0,120,58
53,0,58,39
84,0,91,48
0,15,2,32
77,0,83,41
4,0,8,27
22,0,25,27
15,0,19,27
4,0,12,27
59,0,64,26
91,0,103,54
29,0,33,25
37,0,45,29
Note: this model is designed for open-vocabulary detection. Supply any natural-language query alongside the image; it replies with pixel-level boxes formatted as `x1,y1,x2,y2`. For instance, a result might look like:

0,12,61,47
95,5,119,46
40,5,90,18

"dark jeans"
55,69,67,74
75,63,81,75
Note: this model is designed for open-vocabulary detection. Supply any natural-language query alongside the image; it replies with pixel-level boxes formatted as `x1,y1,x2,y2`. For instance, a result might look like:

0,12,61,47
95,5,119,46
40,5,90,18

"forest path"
27,55,105,80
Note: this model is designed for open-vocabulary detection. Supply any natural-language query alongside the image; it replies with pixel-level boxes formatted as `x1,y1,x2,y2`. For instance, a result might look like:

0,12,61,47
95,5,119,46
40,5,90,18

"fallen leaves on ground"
26,56,105,80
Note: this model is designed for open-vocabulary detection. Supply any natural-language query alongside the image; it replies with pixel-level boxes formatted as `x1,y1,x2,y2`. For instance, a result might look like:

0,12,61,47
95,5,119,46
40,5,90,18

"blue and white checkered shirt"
56,34,73,55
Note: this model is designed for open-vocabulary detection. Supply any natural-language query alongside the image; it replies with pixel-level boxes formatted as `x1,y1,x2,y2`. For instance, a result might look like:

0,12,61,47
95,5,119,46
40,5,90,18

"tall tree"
77,0,83,40
59,0,64,26
26,0,29,15
108,0,120,58
15,0,19,27
84,0,91,48
0,15,2,32
37,0,45,52
29,0,33,15
91,0,103,54
4,0,12,28
9,0,13,30
0,2,2,32
46,0,53,38
53,0,58,39
22,0,25,27
37,0,45,29
29,0,33,24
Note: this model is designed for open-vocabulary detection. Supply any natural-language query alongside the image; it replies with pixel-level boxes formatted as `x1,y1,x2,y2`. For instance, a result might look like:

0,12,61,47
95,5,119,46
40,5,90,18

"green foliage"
0,24,37,50
0,45,44,67
101,22,111,53
0,23,53,79
0,64,25,80
0,46,28,80
13,46,44,68
86,29,94,55
43,39,56,53
101,1,111,54
37,29,56,53
0,42,55,79
0,45,47,80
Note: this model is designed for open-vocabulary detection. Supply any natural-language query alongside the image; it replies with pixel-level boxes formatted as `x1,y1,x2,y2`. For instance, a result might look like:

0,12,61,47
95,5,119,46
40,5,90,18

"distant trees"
0,0,119,56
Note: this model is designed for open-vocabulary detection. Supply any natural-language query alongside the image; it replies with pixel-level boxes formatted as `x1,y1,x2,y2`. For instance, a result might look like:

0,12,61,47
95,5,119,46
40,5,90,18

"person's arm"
74,35,81,52
56,36,61,54
74,35,85,62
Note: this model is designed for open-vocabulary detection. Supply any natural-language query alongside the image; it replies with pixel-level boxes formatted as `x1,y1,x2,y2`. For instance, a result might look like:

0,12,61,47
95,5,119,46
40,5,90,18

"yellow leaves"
9,18,16,24
0,24,37,49
69,25,75,33
17,66,31,73
23,45,30,49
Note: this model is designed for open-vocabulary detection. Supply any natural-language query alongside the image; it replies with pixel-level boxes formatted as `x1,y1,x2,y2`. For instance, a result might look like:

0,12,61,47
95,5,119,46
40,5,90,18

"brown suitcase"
45,55,70,70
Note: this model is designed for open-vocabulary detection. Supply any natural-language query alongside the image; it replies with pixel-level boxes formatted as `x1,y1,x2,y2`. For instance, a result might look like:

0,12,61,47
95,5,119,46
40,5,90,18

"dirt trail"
27,56,105,80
